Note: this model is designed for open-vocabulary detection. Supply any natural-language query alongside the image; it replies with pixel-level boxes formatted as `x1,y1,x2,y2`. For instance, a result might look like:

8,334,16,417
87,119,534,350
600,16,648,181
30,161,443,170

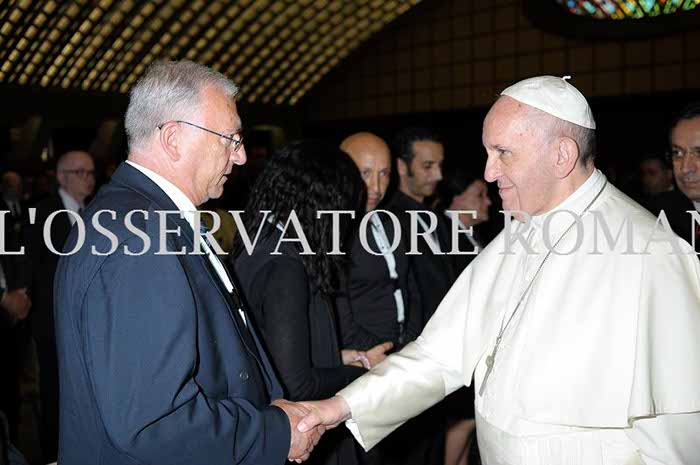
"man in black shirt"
388,127,456,325
337,132,420,352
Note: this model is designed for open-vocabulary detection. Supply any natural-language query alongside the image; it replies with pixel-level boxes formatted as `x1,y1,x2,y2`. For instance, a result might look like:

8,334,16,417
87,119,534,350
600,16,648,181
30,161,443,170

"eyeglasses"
157,120,244,152
61,169,95,179
666,147,700,163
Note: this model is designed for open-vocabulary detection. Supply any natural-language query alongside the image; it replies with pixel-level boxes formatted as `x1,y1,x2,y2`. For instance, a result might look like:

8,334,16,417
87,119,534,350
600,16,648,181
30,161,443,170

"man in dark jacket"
388,127,456,325
54,60,321,465
25,150,95,462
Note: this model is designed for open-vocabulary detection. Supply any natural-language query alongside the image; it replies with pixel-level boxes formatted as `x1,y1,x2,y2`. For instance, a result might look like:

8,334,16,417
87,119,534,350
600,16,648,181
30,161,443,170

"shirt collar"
528,169,606,239
126,160,199,231
58,187,82,212
694,201,700,212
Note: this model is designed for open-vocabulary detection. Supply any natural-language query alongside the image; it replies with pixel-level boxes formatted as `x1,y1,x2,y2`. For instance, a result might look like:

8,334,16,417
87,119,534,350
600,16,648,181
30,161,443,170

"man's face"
186,86,246,205
57,152,95,202
2,172,22,199
640,159,673,195
342,135,392,212
402,140,444,200
451,179,492,223
671,116,700,202
482,97,558,218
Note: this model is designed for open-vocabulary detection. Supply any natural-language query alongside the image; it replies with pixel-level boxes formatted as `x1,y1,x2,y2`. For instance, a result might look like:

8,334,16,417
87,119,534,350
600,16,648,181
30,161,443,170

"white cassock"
338,169,700,465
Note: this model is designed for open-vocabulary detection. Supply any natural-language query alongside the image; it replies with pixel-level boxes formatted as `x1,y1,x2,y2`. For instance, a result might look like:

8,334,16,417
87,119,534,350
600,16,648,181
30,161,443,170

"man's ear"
553,137,580,179
397,158,408,178
56,171,66,188
158,122,182,162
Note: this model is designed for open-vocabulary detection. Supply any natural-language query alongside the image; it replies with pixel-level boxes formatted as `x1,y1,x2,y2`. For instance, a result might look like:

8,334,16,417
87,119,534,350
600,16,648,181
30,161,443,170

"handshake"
272,341,392,462
272,396,353,463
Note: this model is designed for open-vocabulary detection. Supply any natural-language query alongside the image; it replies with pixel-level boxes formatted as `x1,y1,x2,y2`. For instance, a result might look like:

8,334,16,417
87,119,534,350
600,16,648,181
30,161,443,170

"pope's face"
482,96,558,219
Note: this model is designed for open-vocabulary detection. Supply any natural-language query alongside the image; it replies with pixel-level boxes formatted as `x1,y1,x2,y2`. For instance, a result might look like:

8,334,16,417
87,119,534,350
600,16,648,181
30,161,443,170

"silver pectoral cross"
478,342,499,397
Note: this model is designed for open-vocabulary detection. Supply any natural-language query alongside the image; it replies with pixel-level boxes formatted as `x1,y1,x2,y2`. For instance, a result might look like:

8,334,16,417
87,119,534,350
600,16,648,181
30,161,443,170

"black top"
641,188,696,246
387,191,457,324
336,211,422,351
234,226,366,401
234,226,363,465
25,194,73,344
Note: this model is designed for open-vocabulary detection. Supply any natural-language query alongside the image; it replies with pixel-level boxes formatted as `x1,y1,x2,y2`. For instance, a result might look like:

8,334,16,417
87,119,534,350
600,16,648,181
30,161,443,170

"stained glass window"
556,0,700,19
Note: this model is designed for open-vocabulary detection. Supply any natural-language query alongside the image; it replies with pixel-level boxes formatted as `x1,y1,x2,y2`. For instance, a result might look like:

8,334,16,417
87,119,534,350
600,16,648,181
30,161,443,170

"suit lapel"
110,163,269,370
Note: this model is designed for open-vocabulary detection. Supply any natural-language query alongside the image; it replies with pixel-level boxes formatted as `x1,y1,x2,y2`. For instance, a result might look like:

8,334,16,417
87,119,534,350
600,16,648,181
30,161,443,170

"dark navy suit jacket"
54,163,290,465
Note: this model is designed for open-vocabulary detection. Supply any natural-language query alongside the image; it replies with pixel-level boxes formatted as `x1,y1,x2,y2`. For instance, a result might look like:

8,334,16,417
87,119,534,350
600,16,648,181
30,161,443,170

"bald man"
341,133,392,212
337,132,419,352
339,133,444,465
26,150,95,463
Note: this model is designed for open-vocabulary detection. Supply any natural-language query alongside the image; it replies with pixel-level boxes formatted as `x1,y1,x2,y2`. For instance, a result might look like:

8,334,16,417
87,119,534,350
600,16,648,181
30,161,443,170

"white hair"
124,60,239,152
525,107,597,165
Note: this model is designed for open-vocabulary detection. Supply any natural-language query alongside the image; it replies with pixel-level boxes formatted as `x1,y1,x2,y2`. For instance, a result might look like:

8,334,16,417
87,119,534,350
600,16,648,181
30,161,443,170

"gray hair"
124,60,239,152
527,108,597,166
551,119,596,165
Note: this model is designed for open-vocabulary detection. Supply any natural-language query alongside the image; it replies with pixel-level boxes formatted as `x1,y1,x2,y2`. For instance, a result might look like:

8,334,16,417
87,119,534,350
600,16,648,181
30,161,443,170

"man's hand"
0,288,31,323
296,396,352,434
365,341,393,368
271,399,325,463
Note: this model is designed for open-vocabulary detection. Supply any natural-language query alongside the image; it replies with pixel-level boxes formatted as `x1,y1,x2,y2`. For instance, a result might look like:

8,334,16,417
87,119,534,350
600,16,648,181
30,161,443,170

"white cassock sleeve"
337,267,475,451
626,240,700,464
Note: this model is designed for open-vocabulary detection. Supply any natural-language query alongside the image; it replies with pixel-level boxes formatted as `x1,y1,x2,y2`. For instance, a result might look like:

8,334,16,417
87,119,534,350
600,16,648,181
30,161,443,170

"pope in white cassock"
296,75,700,465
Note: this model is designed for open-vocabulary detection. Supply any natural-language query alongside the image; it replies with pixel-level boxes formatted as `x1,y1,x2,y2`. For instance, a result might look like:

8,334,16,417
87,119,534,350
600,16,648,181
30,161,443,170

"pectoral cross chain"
478,338,500,397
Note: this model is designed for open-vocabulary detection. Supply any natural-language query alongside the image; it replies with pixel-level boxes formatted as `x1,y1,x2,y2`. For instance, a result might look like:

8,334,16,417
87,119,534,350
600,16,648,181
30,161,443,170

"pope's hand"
296,396,352,434
271,399,325,463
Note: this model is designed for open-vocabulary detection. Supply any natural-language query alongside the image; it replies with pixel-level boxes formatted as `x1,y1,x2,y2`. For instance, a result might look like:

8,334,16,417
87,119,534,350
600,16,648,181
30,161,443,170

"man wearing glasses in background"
668,102,700,253
25,149,95,463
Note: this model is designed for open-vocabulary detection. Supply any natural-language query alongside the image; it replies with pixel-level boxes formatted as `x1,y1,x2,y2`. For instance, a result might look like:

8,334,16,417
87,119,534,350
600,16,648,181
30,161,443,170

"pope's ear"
158,122,182,162
553,136,579,179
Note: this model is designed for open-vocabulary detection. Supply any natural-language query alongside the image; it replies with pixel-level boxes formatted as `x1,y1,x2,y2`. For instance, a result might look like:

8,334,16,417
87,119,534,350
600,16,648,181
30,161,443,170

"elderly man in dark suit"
25,150,95,463
54,60,321,465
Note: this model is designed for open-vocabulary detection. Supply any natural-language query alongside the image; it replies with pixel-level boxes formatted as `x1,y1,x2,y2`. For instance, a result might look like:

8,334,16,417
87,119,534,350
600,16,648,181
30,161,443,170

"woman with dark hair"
437,166,492,465
439,166,493,275
231,140,393,465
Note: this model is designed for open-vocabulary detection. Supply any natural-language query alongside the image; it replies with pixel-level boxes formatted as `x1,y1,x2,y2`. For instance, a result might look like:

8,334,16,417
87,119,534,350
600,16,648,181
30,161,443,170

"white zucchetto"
500,75,596,130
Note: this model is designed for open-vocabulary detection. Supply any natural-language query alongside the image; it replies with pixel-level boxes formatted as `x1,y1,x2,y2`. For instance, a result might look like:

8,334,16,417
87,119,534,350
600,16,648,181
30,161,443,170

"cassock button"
239,371,250,381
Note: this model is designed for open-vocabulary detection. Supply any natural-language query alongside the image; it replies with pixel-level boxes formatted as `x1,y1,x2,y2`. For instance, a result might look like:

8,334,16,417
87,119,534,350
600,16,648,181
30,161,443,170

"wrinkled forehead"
342,134,391,165
64,152,94,169
483,96,552,145
358,146,391,167
671,116,700,146
411,139,444,162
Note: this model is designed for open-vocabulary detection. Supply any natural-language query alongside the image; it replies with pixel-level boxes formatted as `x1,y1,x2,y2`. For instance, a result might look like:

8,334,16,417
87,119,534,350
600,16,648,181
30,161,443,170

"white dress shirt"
58,188,82,225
